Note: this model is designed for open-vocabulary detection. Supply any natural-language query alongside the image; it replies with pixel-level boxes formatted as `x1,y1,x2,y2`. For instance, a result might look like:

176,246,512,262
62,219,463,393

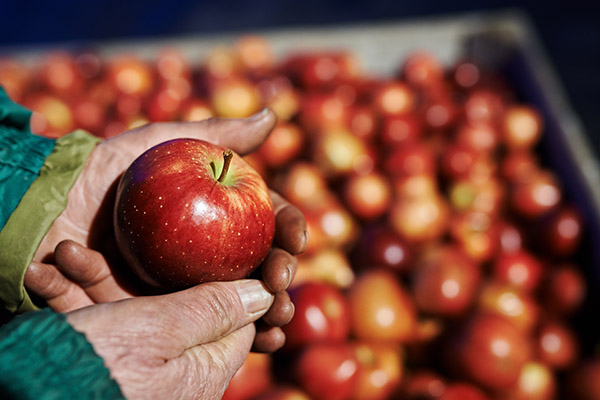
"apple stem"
218,150,233,183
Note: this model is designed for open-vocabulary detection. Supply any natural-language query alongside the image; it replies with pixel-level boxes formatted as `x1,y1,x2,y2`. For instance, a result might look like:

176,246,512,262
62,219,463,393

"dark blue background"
1,0,599,155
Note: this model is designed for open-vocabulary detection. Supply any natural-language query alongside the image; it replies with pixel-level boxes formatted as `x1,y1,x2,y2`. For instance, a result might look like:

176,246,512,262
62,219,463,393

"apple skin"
114,138,275,288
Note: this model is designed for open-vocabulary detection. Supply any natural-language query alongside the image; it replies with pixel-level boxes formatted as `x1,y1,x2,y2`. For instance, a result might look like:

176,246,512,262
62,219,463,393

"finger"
24,261,94,312
262,248,297,293
152,279,273,354
127,108,277,156
262,290,295,327
174,324,256,400
271,191,308,255
252,323,286,353
54,240,133,302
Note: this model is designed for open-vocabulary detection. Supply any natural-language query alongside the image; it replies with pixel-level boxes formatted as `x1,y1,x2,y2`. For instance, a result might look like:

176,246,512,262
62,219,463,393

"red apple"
258,122,305,168
107,56,154,97
540,206,583,257
343,171,392,220
283,282,351,349
372,81,415,116
498,362,556,400
400,52,444,88
542,264,586,315
463,89,505,125
477,282,540,334
222,352,273,400
511,170,561,218
380,113,423,148
293,248,355,289
452,60,482,90
38,51,84,97
535,320,579,370
502,105,543,150
180,98,214,122
24,93,75,138
294,342,359,400
452,313,532,390
492,250,543,293
390,194,449,243
354,225,412,273
348,269,417,342
210,77,262,118
114,139,275,288
411,246,481,316
352,341,404,400
235,35,275,73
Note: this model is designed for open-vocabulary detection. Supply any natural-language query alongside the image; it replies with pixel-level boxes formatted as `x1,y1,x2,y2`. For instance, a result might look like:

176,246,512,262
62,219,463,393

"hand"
24,110,307,351
66,278,275,399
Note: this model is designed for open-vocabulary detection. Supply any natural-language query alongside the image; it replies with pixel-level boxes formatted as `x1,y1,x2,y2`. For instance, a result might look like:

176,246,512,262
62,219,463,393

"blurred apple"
451,313,532,390
390,194,449,243
511,170,561,218
542,264,586,315
449,211,499,262
492,250,543,293
0,58,30,102
400,52,444,89
107,56,154,97
502,105,543,150
235,35,275,73
411,245,481,316
343,171,392,220
372,81,415,116
293,249,355,289
24,93,75,138
348,269,416,342
314,128,374,177
283,282,351,349
477,282,540,333
293,342,359,400
535,320,579,369
353,225,412,274
222,352,273,400
380,113,423,148
38,51,84,98
210,77,262,118
180,98,214,122
258,122,305,169
498,361,555,400
352,341,404,400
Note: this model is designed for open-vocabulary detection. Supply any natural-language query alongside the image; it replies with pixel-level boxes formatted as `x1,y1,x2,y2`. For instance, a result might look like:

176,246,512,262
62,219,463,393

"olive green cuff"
0,130,101,314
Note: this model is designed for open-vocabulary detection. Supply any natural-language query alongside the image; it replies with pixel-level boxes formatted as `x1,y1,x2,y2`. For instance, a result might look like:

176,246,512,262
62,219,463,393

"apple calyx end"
218,149,234,183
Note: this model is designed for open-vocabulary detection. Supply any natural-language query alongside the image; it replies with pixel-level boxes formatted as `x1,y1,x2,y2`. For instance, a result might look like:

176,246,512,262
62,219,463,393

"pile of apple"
1,36,599,400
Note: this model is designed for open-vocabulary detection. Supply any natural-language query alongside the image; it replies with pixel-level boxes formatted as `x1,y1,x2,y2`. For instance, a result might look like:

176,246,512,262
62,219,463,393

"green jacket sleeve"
0,87,56,230
0,308,124,399
0,88,101,314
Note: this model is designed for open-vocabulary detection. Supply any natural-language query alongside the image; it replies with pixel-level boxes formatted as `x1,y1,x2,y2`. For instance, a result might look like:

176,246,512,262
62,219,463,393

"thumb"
159,279,274,353
126,108,277,156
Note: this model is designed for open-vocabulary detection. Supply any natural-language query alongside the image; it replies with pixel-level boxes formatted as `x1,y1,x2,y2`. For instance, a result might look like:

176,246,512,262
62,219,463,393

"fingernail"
236,279,273,315
249,108,269,121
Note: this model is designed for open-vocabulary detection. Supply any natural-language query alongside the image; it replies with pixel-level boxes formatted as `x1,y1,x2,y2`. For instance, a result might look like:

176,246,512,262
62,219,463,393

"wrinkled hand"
66,278,275,399
25,109,307,351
